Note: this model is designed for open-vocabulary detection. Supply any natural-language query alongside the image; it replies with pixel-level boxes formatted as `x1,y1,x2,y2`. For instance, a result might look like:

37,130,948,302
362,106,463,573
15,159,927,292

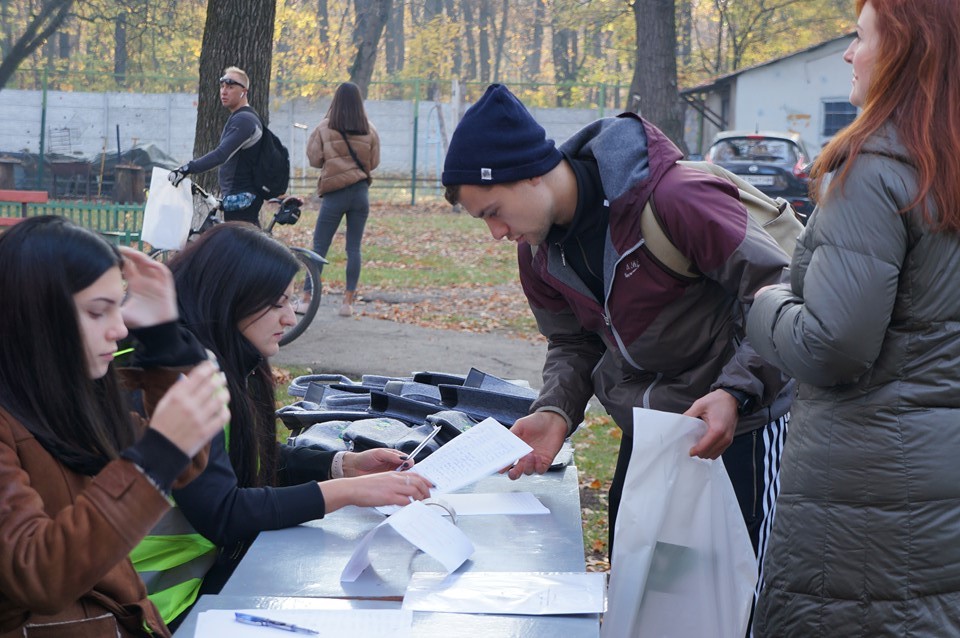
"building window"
822,101,858,136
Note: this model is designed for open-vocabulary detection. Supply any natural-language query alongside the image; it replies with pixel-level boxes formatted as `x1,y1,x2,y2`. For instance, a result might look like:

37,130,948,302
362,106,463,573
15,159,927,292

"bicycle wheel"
281,248,323,346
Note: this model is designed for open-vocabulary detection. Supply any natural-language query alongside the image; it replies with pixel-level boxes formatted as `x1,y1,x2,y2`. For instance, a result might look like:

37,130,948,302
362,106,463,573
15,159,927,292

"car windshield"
711,138,797,163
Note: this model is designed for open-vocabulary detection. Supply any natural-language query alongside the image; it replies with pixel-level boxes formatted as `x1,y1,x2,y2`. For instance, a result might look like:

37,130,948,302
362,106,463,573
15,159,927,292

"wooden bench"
0,190,49,226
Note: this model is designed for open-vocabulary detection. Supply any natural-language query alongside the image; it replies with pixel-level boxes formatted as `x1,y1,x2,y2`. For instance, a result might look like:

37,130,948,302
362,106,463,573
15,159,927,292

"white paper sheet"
402,571,607,615
378,417,533,515
341,500,474,582
440,492,550,516
414,417,533,492
196,609,412,637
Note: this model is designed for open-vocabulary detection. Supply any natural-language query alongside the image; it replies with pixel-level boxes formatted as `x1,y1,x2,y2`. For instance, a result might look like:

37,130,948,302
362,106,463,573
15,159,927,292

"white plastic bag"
601,408,757,638
141,167,193,250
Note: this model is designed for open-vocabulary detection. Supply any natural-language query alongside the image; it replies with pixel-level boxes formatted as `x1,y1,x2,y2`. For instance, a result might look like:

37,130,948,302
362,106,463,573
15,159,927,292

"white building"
682,34,857,159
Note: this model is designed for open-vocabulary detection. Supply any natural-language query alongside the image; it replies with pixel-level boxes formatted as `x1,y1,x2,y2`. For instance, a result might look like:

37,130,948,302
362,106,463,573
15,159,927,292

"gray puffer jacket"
746,124,960,637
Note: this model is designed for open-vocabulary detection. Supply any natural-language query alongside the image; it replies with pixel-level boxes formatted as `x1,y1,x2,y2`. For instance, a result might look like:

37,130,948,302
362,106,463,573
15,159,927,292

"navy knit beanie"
442,84,562,186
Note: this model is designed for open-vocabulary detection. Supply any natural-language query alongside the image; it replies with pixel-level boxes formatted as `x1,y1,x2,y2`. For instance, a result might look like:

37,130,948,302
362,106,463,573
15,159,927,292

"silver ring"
404,476,410,486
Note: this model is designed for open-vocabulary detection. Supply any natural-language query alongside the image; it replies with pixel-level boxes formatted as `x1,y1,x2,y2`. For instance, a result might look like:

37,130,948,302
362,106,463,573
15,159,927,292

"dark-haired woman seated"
0,217,229,638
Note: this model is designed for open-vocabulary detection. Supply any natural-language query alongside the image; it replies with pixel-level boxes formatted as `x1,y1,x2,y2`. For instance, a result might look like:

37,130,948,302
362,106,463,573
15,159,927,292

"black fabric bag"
252,113,290,198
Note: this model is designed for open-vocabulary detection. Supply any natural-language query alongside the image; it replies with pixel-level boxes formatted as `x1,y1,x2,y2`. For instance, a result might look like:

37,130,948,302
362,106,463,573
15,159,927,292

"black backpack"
250,111,290,199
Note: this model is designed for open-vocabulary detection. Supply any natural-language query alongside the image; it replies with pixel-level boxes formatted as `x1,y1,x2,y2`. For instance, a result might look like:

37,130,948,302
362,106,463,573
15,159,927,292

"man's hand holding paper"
503,411,568,479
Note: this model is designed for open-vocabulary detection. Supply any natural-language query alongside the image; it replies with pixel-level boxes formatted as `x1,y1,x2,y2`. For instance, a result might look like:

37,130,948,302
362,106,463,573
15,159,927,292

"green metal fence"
0,201,145,249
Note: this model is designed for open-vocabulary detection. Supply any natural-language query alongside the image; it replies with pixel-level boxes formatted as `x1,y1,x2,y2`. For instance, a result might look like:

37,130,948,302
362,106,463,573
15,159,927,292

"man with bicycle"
169,66,264,226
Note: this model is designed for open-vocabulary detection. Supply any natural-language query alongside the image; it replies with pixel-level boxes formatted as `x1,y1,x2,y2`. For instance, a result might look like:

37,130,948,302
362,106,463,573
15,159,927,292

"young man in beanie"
442,84,794,575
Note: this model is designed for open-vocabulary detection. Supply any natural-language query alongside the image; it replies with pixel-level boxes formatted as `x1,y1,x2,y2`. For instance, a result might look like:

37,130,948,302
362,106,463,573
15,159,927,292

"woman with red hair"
745,0,960,635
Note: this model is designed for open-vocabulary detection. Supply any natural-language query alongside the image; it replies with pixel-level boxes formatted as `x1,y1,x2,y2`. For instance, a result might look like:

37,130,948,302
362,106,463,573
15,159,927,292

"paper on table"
402,571,607,615
341,500,474,582
415,417,533,492
378,417,533,515
196,608,413,637
440,492,550,516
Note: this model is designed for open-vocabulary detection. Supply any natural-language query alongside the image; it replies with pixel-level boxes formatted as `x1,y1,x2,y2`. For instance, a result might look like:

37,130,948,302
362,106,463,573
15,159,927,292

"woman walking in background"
745,1,960,635
307,82,380,317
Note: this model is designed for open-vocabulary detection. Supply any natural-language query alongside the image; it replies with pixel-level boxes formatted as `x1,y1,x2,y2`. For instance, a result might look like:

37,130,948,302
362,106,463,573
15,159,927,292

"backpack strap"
640,197,701,279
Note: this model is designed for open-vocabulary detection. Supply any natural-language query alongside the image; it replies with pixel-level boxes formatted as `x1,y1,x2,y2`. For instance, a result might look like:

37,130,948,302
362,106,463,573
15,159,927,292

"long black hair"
168,223,299,487
0,216,133,475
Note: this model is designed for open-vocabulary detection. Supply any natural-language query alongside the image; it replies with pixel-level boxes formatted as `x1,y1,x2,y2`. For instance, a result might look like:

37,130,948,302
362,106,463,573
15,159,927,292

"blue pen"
235,612,319,634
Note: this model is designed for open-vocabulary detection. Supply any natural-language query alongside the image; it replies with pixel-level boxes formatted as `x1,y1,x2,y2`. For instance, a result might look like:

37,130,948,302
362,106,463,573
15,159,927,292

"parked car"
705,130,814,223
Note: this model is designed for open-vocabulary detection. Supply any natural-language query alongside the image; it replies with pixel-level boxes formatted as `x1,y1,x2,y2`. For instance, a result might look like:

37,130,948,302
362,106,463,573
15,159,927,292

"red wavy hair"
811,0,960,231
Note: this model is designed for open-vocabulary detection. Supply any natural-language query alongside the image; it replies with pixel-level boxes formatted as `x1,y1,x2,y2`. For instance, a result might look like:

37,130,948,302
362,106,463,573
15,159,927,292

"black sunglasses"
219,76,246,89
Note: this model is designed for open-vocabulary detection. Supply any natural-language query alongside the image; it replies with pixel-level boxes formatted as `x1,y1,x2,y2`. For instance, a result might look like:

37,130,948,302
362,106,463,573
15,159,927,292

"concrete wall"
0,89,604,179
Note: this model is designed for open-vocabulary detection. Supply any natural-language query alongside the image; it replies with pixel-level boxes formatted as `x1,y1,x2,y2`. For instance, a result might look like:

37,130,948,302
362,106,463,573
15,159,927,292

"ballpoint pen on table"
396,423,442,470
234,612,319,634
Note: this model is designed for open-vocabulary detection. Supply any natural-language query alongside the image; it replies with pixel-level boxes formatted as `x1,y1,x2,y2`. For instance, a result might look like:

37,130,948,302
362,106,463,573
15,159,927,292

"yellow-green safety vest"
130,503,217,625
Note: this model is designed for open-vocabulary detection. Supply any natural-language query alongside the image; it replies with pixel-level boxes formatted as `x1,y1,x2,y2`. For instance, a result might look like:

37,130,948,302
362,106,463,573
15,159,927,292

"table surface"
173,594,601,637
219,465,588,600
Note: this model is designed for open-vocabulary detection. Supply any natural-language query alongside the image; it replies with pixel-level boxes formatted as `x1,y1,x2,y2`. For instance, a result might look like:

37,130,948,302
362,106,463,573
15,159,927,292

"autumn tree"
629,0,685,150
682,0,851,81
0,0,73,91
191,0,276,192
349,0,391,96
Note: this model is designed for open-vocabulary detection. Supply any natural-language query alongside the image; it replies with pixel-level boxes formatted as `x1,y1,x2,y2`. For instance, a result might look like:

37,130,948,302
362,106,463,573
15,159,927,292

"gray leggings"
312,180,370,291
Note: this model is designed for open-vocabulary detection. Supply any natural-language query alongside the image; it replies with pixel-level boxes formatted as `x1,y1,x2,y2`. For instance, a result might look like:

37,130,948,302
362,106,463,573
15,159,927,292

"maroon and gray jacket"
521,113,794,437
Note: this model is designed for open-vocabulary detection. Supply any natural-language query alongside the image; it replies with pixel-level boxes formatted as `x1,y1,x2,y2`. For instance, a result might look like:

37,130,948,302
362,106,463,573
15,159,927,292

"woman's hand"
118,247,179,329
342,448,413,477
149,361,230,457
319,471,434,513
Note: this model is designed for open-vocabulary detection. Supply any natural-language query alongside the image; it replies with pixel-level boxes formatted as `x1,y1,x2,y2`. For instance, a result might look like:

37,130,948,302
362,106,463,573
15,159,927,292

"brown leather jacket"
306,118,380,195
0,368,208,638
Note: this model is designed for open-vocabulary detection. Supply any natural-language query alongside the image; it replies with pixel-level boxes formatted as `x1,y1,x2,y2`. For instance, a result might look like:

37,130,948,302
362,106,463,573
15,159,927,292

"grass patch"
273,202,517,289
573,410,621,571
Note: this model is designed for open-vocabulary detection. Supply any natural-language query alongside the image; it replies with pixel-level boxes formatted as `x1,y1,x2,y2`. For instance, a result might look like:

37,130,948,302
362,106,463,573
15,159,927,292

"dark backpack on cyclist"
250,112,290,199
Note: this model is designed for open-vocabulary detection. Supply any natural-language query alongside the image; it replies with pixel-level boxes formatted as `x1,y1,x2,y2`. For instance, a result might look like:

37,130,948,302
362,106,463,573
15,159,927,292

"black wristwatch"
721,388,756,416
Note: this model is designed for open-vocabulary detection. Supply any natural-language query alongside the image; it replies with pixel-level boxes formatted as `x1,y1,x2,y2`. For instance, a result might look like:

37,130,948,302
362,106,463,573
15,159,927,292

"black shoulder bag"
338,130,373,185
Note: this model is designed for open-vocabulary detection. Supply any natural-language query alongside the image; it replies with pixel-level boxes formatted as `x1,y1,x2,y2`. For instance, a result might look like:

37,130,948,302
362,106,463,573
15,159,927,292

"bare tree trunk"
193,0,276,192
424,0,442,99
424,0,443,19
349,0,392,97
317,0,329,47
492,0,508,82
478,0,492,82
551,26,577,106
384,0,404,75
1,0,11,60
524,0,545,81
0,0,73,91
444,0,461,76
678,0,692,65
114,12,127,86
629,0,686,152
461,0,477,81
